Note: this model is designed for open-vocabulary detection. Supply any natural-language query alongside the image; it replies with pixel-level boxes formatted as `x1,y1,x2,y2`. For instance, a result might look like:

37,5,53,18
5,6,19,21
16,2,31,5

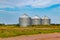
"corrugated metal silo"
32,15,42,25
42,16,51,25
19,14,31,27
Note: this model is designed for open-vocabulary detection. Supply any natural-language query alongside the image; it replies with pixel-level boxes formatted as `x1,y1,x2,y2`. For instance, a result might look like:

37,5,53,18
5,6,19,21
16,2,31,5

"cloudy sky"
0,0,60,24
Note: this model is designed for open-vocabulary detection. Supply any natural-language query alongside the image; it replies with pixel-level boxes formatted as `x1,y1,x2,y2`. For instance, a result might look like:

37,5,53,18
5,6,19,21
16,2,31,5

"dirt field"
0,33,60,40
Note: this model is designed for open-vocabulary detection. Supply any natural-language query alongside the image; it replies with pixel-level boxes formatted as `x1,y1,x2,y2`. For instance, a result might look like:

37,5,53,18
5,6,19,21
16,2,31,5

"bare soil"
0,33,60,40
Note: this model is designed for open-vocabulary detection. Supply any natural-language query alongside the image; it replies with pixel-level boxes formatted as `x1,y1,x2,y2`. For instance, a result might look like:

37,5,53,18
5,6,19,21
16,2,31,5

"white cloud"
0,0,60,8
0,9,17,14
0,5,14,8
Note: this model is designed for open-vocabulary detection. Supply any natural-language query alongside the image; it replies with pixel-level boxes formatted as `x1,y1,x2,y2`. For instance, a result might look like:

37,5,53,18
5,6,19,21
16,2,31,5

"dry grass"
0,25,60,38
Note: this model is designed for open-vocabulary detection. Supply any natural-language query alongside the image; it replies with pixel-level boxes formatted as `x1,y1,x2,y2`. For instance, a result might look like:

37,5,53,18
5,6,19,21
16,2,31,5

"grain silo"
19,14,31,27
42,16,51,25
31,15,42,25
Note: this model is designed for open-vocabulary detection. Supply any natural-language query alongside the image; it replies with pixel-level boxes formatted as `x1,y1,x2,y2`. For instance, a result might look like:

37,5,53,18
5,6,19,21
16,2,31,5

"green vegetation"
0,24,60,38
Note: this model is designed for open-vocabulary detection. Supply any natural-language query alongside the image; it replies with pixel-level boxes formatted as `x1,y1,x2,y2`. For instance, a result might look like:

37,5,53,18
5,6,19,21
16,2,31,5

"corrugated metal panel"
32,15,42,25
42,16,51,25
19,14,31,27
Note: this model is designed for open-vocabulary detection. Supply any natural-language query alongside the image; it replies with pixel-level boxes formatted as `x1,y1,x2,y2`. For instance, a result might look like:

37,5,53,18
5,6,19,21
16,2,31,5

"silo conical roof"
20,14,29,18
32,15,41,19
42,16,50,19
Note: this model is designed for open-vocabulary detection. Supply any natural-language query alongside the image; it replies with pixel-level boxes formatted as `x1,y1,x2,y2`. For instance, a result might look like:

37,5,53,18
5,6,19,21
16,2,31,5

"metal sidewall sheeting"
19,17,31,27
42,19,51,25
32,19,42,25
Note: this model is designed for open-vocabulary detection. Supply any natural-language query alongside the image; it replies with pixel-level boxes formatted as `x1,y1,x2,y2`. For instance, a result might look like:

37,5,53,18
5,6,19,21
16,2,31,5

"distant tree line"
0,23,60,26
51,24,60,26
0,23,5,26
0,23,19,26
